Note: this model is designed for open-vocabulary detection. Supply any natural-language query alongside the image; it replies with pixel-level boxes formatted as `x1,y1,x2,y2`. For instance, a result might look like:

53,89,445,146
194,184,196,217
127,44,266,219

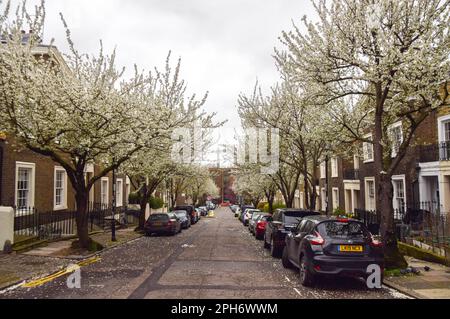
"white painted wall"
0,207,14,250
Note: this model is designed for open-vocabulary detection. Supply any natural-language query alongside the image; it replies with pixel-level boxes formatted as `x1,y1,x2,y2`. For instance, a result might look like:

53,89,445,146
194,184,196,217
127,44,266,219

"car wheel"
282,247,294,269
299,255,315,287
263,234,270,249
271,238,281,258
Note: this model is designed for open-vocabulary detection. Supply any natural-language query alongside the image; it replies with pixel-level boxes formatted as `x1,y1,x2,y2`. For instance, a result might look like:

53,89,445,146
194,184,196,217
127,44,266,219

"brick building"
0,135,130,213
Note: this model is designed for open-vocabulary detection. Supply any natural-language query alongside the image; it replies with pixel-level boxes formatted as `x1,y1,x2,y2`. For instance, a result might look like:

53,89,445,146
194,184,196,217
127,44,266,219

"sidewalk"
0,228,143,291
384,256,450,299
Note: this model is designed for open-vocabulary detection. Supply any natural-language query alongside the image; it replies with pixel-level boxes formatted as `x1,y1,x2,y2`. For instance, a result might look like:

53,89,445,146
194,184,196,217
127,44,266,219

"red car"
255,215,270,240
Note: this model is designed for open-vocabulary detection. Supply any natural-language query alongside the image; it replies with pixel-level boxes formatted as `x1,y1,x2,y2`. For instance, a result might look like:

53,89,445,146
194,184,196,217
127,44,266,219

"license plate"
339,245,363,252
152,222,162,226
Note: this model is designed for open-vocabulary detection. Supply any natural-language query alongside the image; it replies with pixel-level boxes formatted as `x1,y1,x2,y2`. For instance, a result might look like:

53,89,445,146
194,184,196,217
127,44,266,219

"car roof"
303,215,362,224
278,208,319,213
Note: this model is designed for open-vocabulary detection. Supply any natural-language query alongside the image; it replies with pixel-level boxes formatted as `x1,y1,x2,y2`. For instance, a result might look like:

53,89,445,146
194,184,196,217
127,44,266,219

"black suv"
174,205,196,224
264,209,320,257
282,216,384,287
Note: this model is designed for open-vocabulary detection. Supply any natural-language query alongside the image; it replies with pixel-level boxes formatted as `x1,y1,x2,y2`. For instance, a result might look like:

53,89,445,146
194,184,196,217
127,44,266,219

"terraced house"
294,84,450,220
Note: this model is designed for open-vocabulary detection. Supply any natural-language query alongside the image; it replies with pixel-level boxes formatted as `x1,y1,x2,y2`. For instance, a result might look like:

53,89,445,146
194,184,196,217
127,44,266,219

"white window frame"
126,176,131,204
332,187,339,210
365,177,376,211
116,178,123,207
389,121,403,158
363,134,374,163
331,157,338,178
392,175,406,211
320,161,326,179
54,166,68,211
101,177,109,206
438,114,450,143
300,192,304,209
354,155,360,170
321,188,327,212
15,162,36,211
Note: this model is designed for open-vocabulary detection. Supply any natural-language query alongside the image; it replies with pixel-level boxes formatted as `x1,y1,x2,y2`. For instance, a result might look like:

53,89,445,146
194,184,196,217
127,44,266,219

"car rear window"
149,214,168,221
174,211,186,217
318,221,370,239
283,211,318,224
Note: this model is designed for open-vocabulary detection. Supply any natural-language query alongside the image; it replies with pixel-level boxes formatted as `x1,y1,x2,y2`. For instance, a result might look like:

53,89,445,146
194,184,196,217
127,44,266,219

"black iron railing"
343,169,360,180
418,142,450,163
14,203,140,241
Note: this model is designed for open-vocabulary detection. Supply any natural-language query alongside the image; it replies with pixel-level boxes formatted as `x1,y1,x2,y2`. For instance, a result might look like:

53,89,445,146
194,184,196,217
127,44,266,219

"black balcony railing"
418,142,450,163
343,169,360,180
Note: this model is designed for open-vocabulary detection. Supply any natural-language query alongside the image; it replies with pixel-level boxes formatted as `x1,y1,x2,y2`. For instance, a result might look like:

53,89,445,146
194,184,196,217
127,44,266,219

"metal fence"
14,203,141,242
418,141,450,163
354,202,449,252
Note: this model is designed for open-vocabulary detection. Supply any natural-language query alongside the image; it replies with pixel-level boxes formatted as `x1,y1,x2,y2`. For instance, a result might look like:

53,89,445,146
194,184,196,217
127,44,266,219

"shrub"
128,192,141,204
333,208,346,217
257,202,268,211
149,196,164,210
273,202,287,210
262,202,286,213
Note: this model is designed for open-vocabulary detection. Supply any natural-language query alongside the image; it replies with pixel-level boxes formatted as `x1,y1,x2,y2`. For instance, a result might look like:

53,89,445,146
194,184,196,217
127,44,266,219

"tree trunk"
267,192,275,214
379,175,407,269
373,84,407,269
137,183,149,230
75,189,90,249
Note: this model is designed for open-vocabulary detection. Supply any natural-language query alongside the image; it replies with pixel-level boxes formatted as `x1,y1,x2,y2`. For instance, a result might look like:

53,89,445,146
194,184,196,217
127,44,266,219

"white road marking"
293,288,302,296
285,276,291,283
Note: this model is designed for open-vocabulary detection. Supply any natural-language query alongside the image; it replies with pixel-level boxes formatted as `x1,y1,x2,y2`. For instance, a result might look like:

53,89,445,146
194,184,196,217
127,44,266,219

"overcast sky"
7,0,317,164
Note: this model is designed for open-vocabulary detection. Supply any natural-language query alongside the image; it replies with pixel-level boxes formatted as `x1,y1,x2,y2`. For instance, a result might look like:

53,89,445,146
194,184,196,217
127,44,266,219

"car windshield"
252,213,264,220
318,221,371,239
149,214,168,221
173,211,186,217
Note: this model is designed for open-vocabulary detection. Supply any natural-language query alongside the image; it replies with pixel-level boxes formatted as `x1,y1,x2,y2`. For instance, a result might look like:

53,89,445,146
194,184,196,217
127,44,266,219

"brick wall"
0,137,128,212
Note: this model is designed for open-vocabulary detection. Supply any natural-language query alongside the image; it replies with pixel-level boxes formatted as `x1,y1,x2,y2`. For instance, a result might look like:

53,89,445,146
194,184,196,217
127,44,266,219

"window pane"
17,167,31,208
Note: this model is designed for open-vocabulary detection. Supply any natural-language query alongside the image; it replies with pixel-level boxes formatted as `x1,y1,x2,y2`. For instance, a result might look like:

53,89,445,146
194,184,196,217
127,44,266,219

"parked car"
243,209,261,226
174,205,197,224
255,215,270,240
234,207,242,218
144,213,182,236
248,212,268,234
230,205,239,213
282,216,384,287
198,206,208,217
195,208,202,221
264,209,321,257
239,205,255,223
172,210,191,229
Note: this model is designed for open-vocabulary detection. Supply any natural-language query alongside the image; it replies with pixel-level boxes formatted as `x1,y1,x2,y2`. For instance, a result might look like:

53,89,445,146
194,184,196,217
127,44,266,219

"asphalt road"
0,208,408,299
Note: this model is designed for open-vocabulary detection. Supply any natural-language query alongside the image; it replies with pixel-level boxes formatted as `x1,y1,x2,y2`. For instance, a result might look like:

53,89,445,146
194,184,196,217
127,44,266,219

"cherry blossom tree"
0,1,218,248
276,0,450,267
238,80,336,209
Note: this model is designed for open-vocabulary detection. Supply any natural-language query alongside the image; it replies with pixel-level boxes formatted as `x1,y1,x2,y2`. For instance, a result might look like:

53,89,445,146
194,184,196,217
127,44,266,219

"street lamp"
111,158,117,242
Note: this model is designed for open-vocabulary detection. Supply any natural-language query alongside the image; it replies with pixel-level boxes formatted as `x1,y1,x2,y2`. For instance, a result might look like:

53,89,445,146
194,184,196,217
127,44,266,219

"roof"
277,208,320,213
304,215,362,223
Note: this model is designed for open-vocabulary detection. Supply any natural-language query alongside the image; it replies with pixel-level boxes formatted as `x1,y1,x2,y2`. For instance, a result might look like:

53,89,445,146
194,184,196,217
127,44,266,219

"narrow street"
0,208,407,299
